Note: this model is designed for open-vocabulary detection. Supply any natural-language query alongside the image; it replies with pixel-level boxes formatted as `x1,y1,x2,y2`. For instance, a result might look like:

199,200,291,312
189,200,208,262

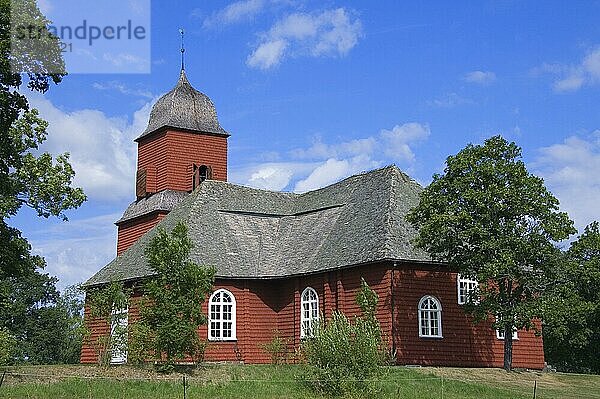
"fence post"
0,371,6,388
183,375,187,399
533,380,537,399
441,375,444,399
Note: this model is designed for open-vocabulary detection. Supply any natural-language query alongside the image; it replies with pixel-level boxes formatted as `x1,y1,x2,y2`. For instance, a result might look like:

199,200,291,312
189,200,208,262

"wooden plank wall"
81,262,544,368
116,212,166,255
392,265,545,369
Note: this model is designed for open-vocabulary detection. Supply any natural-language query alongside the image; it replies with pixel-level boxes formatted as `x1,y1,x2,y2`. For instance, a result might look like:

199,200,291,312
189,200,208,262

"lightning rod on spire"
179,28,185,71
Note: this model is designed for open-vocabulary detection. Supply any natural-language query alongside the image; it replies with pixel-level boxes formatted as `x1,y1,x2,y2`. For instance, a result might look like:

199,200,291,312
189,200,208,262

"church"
81,69,545,368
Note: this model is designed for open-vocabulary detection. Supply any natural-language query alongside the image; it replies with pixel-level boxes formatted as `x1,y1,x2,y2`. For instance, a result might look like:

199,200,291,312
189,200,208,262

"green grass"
0,364,598,399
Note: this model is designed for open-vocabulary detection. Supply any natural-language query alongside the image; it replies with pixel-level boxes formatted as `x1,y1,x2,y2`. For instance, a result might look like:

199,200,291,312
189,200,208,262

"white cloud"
27,93,153,202
92,81,154,99
538,47,600,92
293,155,380,193
463,70,496,85
247,39,288,69
248,165,293,190
29,213,120,289
380,123,430,162
232,122,429,192
102,52,150,72
247,8,362,70
533,133,600,232
230,161,319,191
203,0,266,28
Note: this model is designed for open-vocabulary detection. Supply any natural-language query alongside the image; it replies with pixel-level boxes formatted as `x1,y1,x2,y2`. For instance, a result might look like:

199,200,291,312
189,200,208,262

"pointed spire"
179,28,185,71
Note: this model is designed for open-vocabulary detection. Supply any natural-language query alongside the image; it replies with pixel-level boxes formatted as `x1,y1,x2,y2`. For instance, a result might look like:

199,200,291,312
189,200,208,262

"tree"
137,222,215,370
0,0,85,363
406,135,575,371
543,221,600,373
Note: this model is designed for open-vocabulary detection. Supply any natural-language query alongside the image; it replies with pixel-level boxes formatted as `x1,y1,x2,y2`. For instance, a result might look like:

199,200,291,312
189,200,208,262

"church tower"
115,70,229,255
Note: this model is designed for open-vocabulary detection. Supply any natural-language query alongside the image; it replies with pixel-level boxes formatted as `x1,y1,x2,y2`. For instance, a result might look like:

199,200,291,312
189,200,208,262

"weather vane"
179,28,185,71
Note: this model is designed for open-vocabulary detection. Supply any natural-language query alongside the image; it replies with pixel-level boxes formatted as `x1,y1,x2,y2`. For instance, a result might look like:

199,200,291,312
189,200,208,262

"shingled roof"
116,190,189,225
136,70,228,141
84,165,432,287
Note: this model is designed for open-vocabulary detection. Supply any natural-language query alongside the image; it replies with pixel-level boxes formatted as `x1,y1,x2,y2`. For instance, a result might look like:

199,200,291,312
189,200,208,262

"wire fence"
1,369,598,399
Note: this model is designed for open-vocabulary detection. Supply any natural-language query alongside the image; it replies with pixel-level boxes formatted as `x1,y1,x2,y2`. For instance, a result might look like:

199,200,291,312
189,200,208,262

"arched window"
208,289,236,341
457,274,478,305
301,287,319,338
418,295,442,338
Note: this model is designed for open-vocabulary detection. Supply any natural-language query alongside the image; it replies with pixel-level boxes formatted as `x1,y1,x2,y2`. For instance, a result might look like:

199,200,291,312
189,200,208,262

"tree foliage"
406,135,575,371
0,0,85,365
301,280,387,396
137,222,215,369
543,221,600,373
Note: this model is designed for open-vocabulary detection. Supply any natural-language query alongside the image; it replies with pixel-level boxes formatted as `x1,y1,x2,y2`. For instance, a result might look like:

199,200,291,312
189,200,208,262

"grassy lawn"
0,364,597,399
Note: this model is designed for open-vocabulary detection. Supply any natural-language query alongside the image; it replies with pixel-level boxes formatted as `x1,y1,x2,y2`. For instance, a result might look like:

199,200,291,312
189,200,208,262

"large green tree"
543,221,600,373
406,135,575,371
136,222,215,369
0,0,86,363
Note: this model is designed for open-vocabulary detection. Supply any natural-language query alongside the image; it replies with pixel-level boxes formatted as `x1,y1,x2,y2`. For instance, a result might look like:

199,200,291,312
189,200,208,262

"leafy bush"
260,330,290,364
0,327,16,366
140,222,215,370
301,280,387,396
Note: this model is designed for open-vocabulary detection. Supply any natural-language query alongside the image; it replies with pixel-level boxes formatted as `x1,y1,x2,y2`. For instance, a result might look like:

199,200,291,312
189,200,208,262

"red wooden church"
81,70,544,368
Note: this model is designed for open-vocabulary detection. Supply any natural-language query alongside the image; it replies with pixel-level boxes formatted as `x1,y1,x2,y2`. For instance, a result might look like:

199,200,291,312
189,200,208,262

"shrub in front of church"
260,330,290,365
300,281,387,397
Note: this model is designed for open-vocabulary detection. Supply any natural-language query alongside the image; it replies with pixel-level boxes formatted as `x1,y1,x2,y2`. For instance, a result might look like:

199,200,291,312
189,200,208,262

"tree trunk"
503,325,513,371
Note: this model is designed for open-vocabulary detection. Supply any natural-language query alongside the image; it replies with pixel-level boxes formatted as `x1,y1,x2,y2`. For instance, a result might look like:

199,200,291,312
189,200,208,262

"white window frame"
208,289,237,341
300,287,319,338
457,274,478,305
495,315,518,340
418,295,443,338
110,305,128,364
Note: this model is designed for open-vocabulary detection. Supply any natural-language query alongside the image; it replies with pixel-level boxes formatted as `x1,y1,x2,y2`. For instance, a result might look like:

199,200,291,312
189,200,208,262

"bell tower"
115,68,230,255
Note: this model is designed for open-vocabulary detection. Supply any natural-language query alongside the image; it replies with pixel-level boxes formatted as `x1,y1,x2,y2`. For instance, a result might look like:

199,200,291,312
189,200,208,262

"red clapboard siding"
116,212,167,255
81,262,544,368
137,130,228,194
392,266,545,369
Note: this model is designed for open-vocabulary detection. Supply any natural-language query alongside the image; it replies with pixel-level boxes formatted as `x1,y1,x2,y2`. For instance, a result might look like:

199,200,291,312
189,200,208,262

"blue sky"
11,0,600,289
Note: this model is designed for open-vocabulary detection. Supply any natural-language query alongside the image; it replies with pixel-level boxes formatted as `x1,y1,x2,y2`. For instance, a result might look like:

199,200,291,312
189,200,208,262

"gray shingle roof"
116,190,189,225
136,70,228,141
84,165,431,287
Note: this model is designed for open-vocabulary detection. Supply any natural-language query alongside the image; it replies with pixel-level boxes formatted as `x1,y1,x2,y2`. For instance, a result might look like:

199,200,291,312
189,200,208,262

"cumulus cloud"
28,213,120,289
27,93,153,202
247,8,362,70
533,133,600,232
232,122,430,192
203,0,267,28
463,70,496,85
536,47,600,92
294,155,380,193
247,39,288,69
